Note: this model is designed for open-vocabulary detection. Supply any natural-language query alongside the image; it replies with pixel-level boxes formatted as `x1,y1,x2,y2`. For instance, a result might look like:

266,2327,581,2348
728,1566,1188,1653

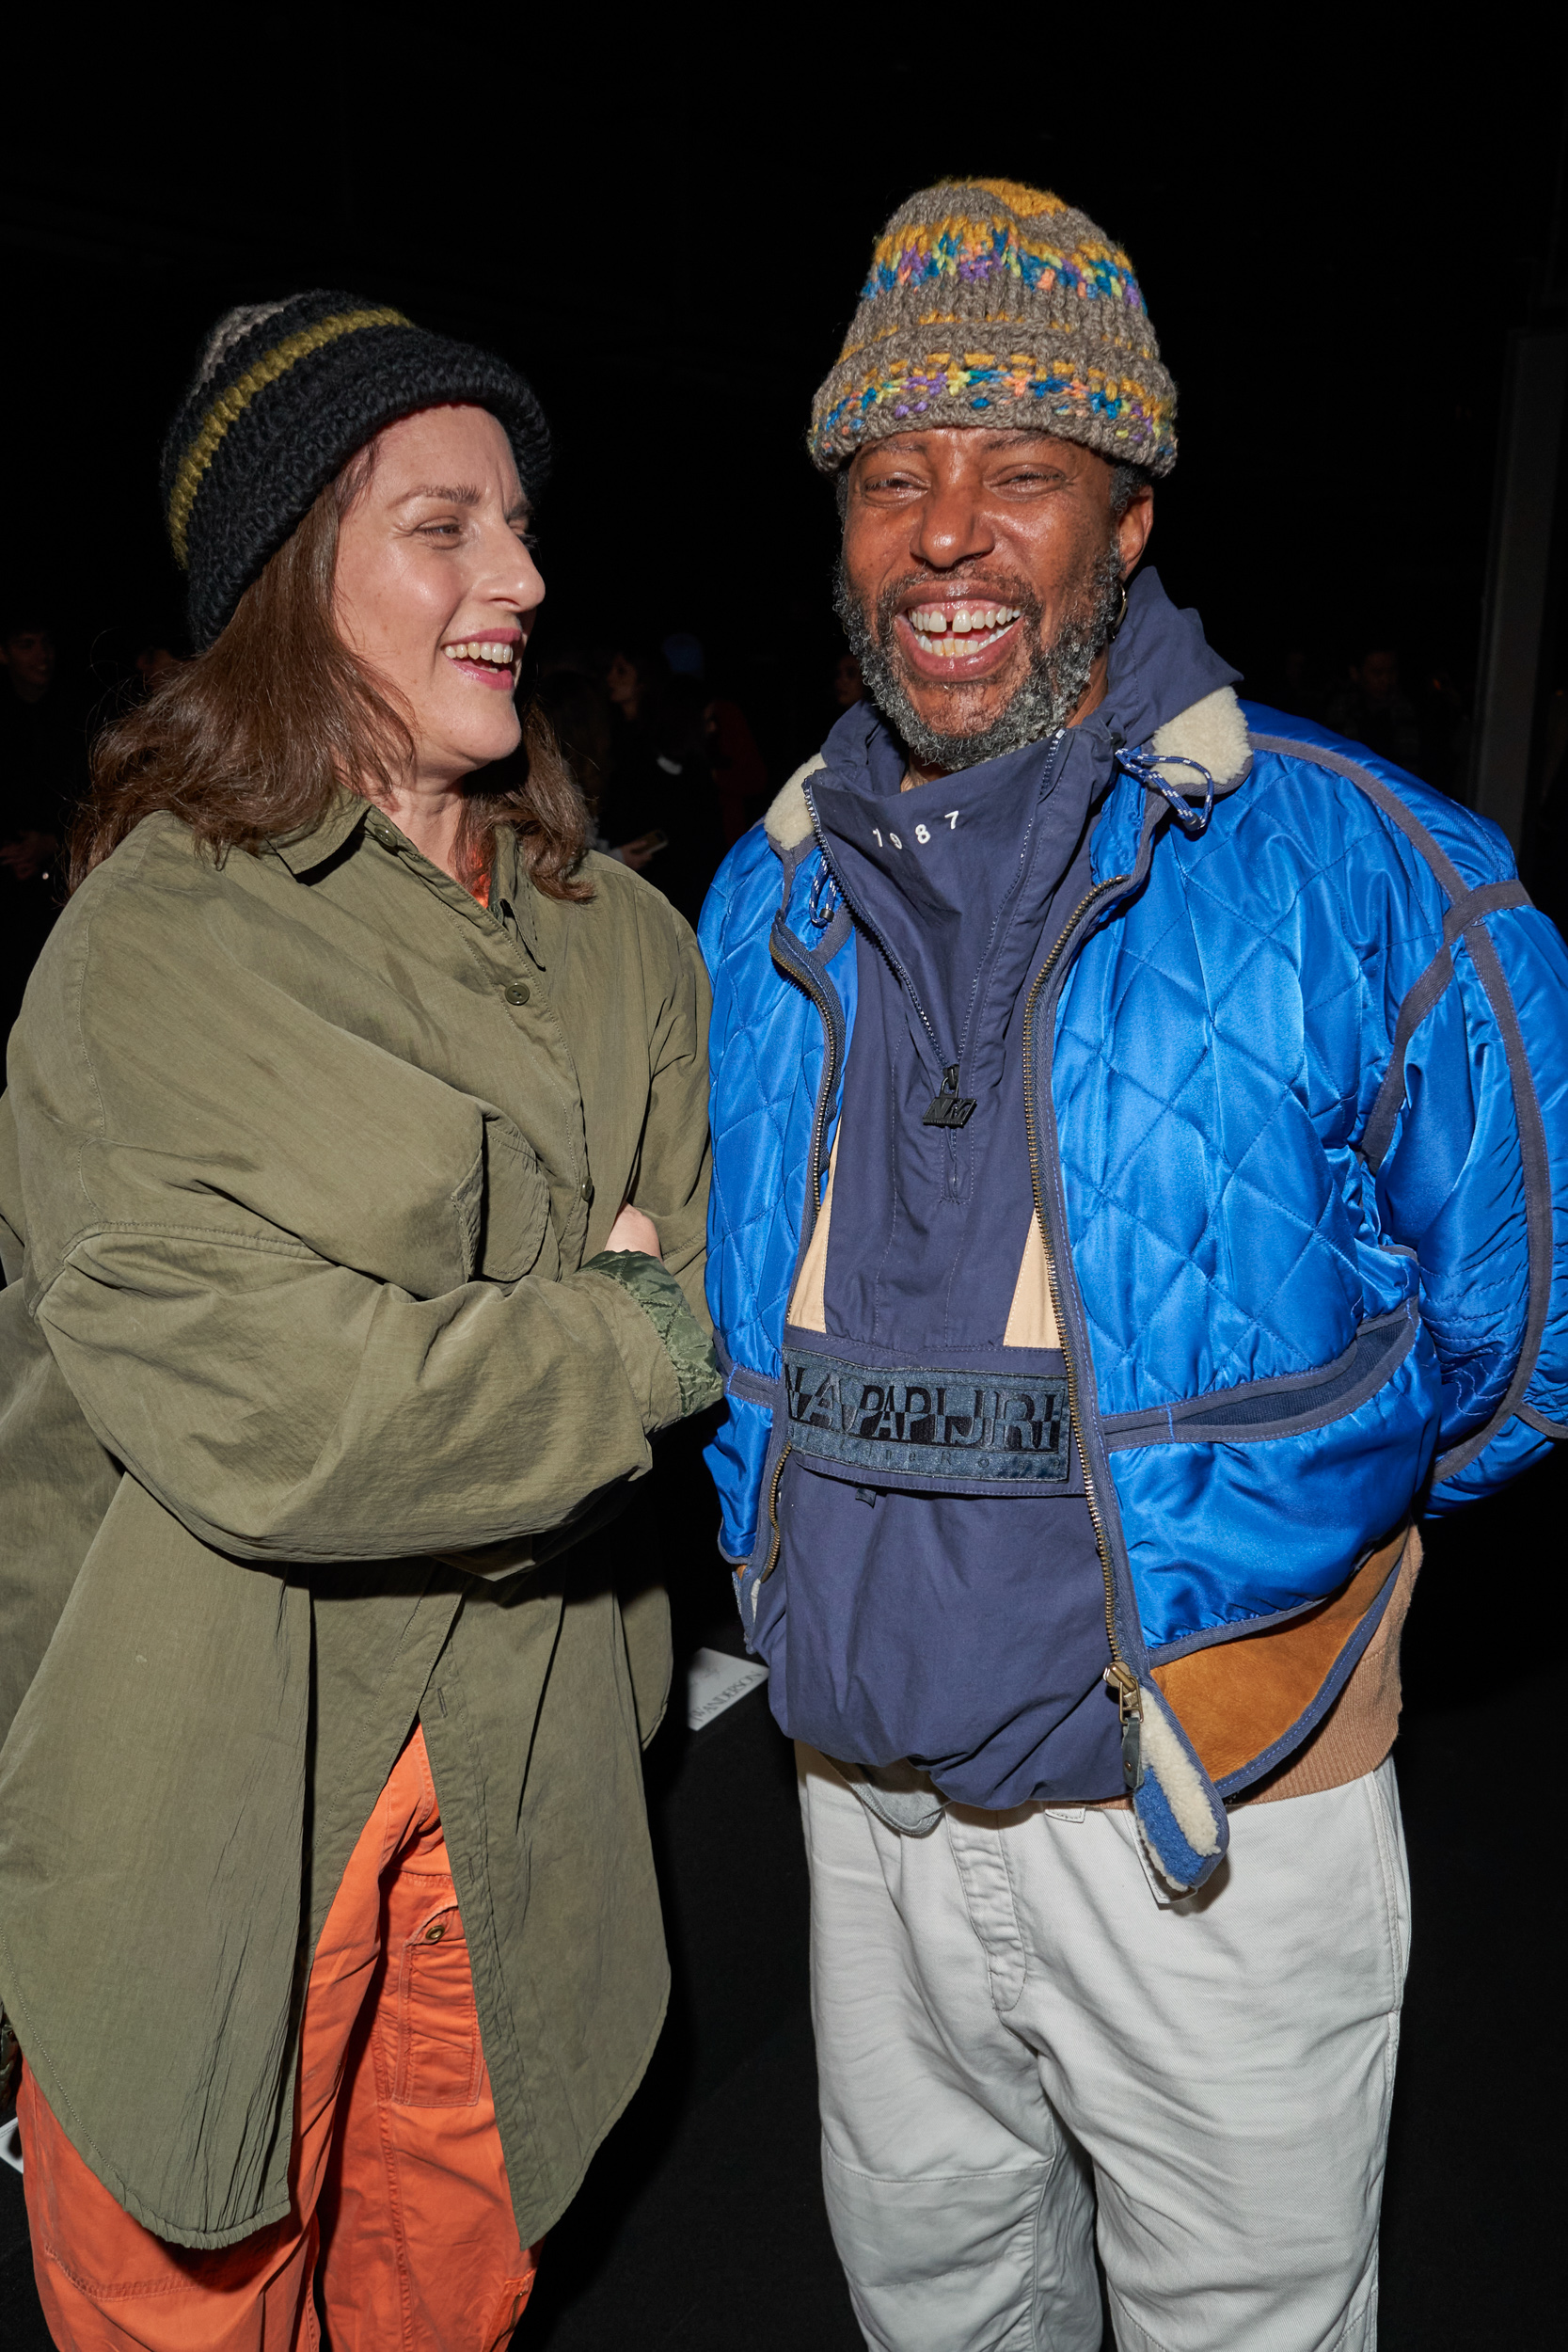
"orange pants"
20,1728,536,2350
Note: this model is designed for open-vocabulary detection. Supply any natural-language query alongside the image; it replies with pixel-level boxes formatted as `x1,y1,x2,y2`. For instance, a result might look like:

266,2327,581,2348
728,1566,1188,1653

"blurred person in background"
1323,639,1422,772
532,654,616,837
1411,657,1470,800
600,645,724,918
662,629,705,682
1277,642,1325,722
0,294,718,2350
708,691,769,844
663,628,771,847
602,639,670,873
833,648,866,711
605,640,661,738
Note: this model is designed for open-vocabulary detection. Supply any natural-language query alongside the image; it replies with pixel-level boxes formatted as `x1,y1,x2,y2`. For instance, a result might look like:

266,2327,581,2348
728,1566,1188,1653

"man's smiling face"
834,429,1154,772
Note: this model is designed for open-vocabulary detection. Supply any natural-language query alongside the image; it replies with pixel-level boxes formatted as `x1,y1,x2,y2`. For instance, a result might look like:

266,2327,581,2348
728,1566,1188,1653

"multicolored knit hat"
161,292,552,650
809,178,1176,478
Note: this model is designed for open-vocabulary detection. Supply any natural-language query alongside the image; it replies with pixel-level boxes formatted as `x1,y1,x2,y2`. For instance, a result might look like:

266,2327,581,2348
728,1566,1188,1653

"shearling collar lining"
1148,685,1251,789
764,755,826,851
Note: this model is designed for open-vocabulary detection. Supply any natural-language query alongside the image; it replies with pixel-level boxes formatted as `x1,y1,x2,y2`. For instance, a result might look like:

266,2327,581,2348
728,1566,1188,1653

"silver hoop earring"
1109,581,1129,641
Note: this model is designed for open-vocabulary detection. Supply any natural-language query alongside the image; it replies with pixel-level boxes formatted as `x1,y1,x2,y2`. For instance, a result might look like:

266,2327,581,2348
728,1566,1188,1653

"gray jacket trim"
1250,733,1552,1486
1358,940,1457,1174
1431,917,1554,1483
1358,881,1530,1173
1101,1307,1416,1451
717,1341,776,1411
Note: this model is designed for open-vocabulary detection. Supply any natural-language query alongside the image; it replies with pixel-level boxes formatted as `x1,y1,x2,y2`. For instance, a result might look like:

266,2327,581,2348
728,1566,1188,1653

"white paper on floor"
686,1646,768,1732
0,2115,22,2173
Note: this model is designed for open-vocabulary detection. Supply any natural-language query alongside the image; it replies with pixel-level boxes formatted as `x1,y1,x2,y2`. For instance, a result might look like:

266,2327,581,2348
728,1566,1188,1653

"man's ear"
1117,485,1155,578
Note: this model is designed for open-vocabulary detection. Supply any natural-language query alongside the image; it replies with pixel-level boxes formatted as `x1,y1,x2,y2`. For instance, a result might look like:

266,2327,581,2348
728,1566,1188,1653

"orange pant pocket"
483,2261,539,2352
388,1900,483,2108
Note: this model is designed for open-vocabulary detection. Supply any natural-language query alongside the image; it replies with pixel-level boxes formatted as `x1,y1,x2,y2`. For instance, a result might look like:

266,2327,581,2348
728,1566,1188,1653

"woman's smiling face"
332,403,545,788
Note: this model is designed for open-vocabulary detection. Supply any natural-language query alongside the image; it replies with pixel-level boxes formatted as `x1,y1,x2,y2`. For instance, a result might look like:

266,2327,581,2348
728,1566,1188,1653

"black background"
4,34,1566,765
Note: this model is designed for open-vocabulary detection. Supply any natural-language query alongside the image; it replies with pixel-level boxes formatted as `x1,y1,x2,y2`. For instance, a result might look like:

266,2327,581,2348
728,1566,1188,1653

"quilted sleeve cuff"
582,1250,722,1421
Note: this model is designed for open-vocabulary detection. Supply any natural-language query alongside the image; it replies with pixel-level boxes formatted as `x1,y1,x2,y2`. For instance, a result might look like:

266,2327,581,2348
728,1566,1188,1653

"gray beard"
834,545,1125,771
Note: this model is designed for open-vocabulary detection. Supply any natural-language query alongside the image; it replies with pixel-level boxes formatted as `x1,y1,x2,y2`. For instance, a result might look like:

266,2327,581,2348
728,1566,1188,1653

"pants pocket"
389,1900,483,2108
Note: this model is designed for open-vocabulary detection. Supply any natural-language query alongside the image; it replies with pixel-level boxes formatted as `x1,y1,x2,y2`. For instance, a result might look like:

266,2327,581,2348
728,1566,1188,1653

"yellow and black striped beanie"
810,179,1177,477
161,291,551,649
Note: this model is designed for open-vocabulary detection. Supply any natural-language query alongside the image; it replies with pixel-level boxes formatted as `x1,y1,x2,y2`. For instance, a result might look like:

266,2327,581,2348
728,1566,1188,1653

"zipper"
757,859,852,1586
804,789,946,1079
759,1439,793,1581
1020,867,1146,1788
769,928,844,1216
805,738,1068,1176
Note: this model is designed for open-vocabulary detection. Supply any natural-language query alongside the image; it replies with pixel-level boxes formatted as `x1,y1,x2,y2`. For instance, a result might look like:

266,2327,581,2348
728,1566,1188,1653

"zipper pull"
1104,1662,1145,1791
922,1064,977,1129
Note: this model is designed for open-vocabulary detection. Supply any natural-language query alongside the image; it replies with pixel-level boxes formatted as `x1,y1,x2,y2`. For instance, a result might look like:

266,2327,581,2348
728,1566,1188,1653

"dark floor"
2,1426,1562,2348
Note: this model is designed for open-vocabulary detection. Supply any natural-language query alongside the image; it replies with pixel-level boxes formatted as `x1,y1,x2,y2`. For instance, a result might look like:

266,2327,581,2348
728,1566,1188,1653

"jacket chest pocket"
388,1899,484,2107
474,1118,558,1284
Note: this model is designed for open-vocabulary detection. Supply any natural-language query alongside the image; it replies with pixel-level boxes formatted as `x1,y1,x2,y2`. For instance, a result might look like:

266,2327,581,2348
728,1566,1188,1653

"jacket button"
366,814,397,846
424,1922,447,1943
579,1178,594,1204
503,979,531,1006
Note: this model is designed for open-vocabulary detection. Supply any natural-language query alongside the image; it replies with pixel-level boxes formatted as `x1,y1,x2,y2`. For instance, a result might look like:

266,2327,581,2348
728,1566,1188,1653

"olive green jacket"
0,796,718,2249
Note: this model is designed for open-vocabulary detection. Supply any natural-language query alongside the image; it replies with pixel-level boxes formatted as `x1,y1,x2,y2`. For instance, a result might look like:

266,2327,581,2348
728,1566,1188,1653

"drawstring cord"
808,866,841,928
1116,746,1216,838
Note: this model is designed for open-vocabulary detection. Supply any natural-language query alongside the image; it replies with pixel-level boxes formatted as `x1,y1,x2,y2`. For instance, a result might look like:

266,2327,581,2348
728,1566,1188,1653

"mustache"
867,571,1044,648
833,543,1125,771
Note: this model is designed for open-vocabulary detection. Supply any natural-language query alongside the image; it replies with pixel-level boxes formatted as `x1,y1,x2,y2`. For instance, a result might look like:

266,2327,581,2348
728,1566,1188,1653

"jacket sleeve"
620,896,715,1337
22,1211,712,1570
1373,885,1568,1512
8,880,718,1572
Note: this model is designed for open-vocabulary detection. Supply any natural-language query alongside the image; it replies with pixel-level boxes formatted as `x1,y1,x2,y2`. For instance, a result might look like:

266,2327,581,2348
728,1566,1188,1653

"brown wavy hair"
71,446,591,899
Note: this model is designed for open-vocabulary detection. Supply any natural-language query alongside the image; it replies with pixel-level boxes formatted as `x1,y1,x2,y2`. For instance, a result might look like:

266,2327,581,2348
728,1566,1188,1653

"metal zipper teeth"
768,930,843,1220
1020,870,1137,1707
757,898,845,1584
759,1438,793,1581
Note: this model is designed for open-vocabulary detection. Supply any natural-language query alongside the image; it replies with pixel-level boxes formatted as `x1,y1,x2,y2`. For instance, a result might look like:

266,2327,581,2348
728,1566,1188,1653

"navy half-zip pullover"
773,714,1124,1805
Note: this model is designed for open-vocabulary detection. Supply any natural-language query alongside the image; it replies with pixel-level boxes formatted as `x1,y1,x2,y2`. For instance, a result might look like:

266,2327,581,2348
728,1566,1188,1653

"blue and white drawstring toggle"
1117,746,1216,838
808,866,841,928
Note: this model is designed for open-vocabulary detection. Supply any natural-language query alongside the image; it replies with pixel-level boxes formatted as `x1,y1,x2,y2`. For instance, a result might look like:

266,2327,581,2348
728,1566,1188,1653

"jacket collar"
267,788,372,876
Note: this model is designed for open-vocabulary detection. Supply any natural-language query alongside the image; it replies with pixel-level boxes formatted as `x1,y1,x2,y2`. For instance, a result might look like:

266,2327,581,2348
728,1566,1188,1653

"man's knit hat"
162,291,552,650
809,178,1176,478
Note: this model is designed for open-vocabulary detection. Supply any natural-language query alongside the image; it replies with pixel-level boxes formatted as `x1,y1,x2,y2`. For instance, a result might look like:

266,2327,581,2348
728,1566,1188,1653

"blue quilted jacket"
699,580,1568,1887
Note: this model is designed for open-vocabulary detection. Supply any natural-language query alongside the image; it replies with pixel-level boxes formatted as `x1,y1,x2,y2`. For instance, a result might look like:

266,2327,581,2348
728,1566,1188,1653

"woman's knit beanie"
161,292,551,650
809,178,1177,478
